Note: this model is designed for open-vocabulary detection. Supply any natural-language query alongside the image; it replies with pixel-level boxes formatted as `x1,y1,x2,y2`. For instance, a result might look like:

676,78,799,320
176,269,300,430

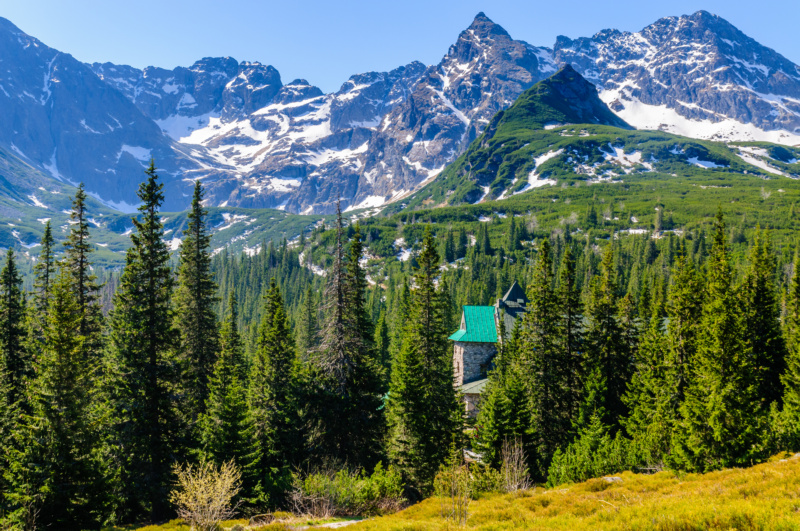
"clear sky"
2,0,799,93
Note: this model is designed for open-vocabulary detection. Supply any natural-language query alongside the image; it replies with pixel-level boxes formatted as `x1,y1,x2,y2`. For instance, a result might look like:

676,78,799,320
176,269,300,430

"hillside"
353,455,800,530
392,65,800,211
120,455,800,530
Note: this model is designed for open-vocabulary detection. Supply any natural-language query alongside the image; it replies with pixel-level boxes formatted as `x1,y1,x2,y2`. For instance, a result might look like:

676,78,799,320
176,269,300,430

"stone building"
449,281,528,417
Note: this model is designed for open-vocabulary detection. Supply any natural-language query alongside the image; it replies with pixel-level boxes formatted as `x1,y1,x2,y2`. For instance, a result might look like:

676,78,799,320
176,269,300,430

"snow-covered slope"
3,10,800,217
554,11,800,144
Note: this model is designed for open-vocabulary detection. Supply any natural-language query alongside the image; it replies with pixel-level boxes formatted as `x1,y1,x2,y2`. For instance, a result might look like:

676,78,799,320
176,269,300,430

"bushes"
546,413,634,487
169,461,242,531
289,463,405,517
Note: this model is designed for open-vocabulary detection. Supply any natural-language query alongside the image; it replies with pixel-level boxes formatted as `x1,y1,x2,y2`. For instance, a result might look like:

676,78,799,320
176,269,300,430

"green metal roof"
448,306,497,343
461,377,488,395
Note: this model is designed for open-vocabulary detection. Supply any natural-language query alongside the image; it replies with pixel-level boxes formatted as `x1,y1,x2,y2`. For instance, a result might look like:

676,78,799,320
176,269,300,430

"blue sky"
3,0,799,93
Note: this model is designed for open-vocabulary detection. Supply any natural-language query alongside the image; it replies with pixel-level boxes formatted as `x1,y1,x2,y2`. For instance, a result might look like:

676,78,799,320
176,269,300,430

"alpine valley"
0,10,799,262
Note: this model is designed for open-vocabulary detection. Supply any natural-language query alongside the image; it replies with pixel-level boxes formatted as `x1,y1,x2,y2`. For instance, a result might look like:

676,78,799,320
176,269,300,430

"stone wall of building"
453,341,497,385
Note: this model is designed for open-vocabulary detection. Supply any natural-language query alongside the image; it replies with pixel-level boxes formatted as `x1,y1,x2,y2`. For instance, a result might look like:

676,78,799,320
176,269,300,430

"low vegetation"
356,454,800,530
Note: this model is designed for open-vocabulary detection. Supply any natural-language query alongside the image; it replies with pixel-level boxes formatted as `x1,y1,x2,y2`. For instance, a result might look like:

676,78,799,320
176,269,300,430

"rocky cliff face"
555,11,800,143
1,11,800,215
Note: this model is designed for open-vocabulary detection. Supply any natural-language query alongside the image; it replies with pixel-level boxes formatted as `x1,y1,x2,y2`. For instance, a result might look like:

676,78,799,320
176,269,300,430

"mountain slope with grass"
392,65,800,211
352,455,800,530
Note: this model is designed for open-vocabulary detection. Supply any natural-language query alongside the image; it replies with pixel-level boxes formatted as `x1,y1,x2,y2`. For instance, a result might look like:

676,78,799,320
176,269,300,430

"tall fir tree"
105,160,180,521
517,239,568,478
780,250,800,449
5,269,106,530
740,228,785,406
581,247,631,430
387,226,460,494
62,183,102,353
174,181,220,423
474,324,530,468
32,220,56,314
0,249,27,407
310,211,385,468
294,286,318,359
201,293,254,493
248,279,298,507
674,210,763,471
555,245,584,426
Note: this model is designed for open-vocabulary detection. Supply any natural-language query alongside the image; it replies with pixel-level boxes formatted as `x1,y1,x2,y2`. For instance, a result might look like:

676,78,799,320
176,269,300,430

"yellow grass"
352,454,800,530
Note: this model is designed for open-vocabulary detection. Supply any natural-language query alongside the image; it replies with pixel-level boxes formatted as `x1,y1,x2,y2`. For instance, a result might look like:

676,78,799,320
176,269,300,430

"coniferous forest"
2,161,800,529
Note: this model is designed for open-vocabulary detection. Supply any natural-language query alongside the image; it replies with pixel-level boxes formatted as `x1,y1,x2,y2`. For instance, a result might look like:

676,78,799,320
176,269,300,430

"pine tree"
295,286,318,359
665,243,703,410
674,210,763,471
456,230,468,259
248,279,298,506
556,246,584,424
780,250,800,449
201,293,254,491
32,220,56,314
311,212,385,468
5,269,106,530
0,249,27,407
62,183,102,351
623,298,672,462
517,239,567,478
105,160,180,521
374,308,391,372
474,326,530,468
387,226,460,493
582,247,631,429
740,228,785,406
174,181,220,423
444,230,456,263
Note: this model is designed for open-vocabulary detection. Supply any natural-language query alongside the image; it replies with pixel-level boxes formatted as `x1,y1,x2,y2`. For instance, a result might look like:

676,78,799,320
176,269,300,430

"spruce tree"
582,247,631,429
62,183,102,351
374,308,390,372
674,210,763,471
32,220,56,314
175,181,220,423
294,286,318,359
517,239,567,478
106,160,180,521
248,279,298,506
0,249,27,407
740,228,785,405
665,243,703,409
556,245,584,424
474,325,530,468
387,226,460,493
311,212,385,468
780,250,800,449
201,293,254,491
623,298,672,461
6,270,106,530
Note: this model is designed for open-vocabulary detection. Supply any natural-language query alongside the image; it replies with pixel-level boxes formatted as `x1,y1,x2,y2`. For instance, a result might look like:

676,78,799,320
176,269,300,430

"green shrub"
290,463,405,517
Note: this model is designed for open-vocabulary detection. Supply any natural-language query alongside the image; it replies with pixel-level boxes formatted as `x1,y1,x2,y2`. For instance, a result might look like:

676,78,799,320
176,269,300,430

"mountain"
555,11,800,144
346,13,556,210
1,11,800,218
396,65,800,210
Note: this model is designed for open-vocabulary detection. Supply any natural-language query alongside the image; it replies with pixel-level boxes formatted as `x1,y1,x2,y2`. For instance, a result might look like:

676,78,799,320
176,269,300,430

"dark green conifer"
387,226,460,493
6,269,106,530
248,279,298,506
106,160,180,521
175,181,220,422
0,249,27,406
62,183,102,351
201,293,254,489
740,228,785,405
674,210,763,471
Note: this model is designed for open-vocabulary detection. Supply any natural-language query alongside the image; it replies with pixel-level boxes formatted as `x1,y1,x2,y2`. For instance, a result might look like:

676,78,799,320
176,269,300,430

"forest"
1,160,800,529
